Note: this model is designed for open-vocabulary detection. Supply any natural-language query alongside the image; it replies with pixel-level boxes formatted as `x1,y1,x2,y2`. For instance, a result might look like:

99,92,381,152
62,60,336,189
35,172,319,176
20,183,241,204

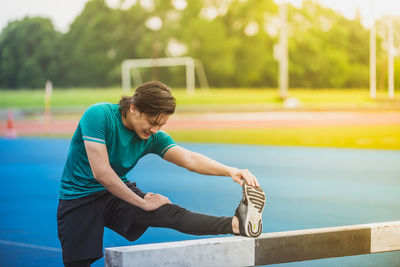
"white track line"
0,240,61,252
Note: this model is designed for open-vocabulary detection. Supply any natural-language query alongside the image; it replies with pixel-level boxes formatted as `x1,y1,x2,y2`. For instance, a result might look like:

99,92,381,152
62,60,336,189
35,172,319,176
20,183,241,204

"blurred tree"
288,1,370,88
0,17,61,88
223,0,278,87
57,0,178,87
166,0,278,87
163,0,238,87
0,0,395,89
57,0,123,87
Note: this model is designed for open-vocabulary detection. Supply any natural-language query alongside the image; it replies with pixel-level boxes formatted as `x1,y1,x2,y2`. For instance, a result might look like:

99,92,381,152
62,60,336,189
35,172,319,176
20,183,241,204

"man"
57,81,266,266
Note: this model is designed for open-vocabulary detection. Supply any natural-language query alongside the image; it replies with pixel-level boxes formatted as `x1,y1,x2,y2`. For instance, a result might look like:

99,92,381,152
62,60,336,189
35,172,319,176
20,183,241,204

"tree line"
0,0,398,89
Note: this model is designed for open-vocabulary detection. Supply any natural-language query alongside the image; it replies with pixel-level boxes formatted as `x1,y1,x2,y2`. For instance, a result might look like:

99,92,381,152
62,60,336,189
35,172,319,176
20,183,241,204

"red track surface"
1,111,400,136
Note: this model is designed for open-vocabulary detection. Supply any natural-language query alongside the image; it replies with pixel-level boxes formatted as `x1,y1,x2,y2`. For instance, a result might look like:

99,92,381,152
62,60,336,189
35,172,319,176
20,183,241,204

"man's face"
123,105,170,139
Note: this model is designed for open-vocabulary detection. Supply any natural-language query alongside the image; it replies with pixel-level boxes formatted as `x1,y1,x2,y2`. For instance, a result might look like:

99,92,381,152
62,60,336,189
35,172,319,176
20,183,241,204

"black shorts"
57,182,232,264
57,182,148,263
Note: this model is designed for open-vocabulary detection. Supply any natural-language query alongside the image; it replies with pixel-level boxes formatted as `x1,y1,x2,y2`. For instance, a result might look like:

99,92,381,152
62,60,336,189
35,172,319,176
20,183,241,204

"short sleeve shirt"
59,102,176,199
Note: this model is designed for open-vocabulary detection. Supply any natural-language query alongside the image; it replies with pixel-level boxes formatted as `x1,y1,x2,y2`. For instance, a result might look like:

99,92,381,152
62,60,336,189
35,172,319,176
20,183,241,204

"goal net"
121,57,209,93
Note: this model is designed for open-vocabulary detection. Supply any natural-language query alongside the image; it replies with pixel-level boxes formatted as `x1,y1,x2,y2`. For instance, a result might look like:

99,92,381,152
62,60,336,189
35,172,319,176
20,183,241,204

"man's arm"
84,140,171,211
163,146,259,187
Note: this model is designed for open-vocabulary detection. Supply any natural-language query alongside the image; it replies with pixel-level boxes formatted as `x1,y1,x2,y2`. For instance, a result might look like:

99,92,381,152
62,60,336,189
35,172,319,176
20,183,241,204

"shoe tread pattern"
245,186,266,213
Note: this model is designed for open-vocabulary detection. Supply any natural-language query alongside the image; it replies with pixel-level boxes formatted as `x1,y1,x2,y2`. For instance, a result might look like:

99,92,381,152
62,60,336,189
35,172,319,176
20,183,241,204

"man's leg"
134,203,234,235
57,195,105,265
104,183,233,241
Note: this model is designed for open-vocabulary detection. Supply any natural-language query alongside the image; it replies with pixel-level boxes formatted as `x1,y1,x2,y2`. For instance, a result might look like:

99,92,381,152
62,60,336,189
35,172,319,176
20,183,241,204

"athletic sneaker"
234,181,266,237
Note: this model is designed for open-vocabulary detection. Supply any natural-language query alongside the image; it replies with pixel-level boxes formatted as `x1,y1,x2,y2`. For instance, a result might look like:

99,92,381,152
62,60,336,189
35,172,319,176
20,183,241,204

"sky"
0,0,399,33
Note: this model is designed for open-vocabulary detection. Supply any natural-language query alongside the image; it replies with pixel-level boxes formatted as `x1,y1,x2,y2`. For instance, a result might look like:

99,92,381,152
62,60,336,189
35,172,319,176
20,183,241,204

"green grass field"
1,88,399,111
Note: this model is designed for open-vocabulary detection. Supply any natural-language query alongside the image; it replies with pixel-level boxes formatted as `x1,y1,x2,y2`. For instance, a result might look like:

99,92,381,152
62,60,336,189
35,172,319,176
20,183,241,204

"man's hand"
141,192,172,211
229,168,260,187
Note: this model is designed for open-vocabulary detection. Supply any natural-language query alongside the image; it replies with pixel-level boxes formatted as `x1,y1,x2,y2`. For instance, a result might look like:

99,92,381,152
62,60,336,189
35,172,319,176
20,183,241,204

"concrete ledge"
106,236,254,267
105,221,400,267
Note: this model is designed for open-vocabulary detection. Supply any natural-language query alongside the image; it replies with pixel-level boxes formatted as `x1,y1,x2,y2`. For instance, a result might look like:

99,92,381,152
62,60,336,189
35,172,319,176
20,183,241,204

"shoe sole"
243,182,266,237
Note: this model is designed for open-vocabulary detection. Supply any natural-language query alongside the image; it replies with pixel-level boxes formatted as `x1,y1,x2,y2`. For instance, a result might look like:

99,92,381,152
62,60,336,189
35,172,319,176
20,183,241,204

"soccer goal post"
121,57,209,93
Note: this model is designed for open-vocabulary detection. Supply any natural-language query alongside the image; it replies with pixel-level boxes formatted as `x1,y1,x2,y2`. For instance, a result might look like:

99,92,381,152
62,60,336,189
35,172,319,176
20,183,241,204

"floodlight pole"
388,16,394,99
369,3,376,99
278,1,289,99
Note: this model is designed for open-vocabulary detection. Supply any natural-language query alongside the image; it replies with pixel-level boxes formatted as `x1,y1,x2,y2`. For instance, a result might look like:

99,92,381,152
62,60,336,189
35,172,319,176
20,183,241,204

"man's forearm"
95,169,146,208
186,152,236,177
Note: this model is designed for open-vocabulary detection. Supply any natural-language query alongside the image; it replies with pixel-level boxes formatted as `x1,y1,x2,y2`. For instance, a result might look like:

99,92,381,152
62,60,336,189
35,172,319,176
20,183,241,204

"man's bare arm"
163,146,259,187
84,140,170,211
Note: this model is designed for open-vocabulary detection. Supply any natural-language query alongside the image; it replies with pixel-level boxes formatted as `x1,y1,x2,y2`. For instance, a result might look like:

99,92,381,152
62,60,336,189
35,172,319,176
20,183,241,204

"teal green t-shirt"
59,102,176,199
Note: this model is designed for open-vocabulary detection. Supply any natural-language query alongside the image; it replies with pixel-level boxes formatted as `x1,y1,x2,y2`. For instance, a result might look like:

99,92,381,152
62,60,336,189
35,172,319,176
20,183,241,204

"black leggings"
124,202,233,235
58,182,233,266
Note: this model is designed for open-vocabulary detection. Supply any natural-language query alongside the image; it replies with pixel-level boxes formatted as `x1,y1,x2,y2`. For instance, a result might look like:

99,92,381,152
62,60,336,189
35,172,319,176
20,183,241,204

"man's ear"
129,104,136,113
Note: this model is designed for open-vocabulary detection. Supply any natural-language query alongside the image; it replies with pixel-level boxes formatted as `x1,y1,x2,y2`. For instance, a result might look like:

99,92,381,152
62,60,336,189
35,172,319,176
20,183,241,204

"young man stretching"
57,81,266,266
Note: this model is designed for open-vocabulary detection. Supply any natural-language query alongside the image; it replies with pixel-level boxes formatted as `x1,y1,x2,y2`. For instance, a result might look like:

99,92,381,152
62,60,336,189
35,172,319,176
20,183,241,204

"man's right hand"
141,192,171,211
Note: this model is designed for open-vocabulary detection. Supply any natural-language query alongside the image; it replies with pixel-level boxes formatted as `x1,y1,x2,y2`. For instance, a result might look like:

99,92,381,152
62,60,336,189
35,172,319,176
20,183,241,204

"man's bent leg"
57,195,105,265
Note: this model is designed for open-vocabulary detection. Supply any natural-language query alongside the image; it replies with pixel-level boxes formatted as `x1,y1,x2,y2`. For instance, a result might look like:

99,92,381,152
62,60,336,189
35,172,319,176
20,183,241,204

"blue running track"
0,138,399,266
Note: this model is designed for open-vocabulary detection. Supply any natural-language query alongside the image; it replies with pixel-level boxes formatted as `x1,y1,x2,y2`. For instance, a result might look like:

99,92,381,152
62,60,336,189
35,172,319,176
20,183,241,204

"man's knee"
156,203,189,218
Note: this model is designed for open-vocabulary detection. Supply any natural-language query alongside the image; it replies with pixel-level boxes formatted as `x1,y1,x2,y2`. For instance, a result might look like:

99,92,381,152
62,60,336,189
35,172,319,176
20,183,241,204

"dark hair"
119,81,176,118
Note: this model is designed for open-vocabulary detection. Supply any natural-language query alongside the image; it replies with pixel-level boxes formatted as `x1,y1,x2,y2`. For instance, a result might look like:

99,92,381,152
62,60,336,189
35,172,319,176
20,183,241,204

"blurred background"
0,0,399,89
0,0,399,148
0,0,400,266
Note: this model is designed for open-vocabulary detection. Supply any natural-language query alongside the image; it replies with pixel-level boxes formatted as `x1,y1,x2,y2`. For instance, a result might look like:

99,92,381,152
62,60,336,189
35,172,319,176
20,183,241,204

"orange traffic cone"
5,110,17,139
